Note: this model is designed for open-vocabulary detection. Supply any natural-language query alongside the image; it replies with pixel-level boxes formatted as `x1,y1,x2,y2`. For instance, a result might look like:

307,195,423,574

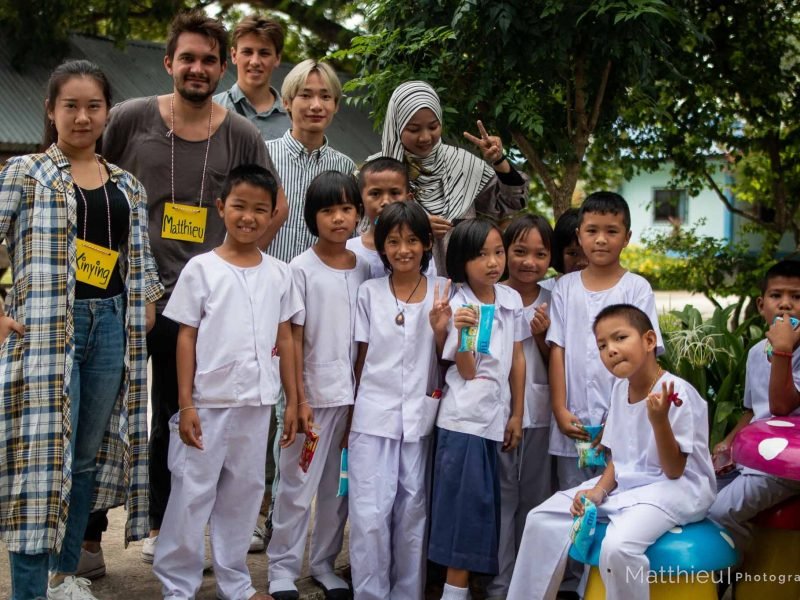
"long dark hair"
41,60,112,151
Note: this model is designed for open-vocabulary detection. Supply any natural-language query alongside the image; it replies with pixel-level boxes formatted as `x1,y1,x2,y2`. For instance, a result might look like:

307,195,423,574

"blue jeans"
9,294,125,599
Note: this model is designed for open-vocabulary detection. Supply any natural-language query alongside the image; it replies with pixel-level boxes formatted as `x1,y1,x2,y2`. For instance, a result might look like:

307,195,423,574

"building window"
653,188,687,223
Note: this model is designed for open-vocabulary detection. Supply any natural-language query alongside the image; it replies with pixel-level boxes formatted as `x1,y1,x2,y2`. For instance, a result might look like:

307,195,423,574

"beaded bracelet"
772,350,794,358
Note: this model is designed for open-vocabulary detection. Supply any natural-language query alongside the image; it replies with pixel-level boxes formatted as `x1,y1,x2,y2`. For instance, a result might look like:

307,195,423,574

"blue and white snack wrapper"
458,303,495,355
337,448,348,497
569,496,597,562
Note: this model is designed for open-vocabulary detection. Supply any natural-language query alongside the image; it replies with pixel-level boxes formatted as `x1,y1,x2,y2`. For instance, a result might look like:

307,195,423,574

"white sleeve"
279,264,303,324
354,284,371,344
441,296,461,362
514,306,531,342
162,260,205,328
743,349,755,410
634,278,664,355
289,262,307,326
601,381,622,455
669,379,698,455
546,278,566,348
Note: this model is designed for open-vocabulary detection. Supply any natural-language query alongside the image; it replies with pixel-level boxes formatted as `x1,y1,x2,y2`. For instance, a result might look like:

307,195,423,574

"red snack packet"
299,430,319,473
668,392,683,407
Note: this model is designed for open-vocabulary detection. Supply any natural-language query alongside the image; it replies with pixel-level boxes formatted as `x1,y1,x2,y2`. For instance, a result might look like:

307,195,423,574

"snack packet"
575,424,606,469
569,496,598,562
299,429,320,473
765,315,800,359
337,449,348,497
458,303,495,355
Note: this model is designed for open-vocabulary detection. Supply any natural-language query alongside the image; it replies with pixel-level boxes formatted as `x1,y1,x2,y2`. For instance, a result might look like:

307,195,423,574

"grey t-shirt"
102,95,279,310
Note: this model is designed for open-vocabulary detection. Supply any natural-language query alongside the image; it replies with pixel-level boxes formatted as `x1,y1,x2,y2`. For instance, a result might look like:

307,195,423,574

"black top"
75,179,130,299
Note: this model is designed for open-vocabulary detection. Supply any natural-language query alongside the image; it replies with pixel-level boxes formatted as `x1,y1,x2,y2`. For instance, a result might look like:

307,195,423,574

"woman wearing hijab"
376,80,529,274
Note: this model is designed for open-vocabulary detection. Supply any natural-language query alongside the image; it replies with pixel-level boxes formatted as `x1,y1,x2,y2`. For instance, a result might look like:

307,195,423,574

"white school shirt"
163,250,300,407
546,271,664,457
351,275,449,441
601,373,716,523
346,235,437,279
290,248,371,408
539,277,557,292
436,284,531,442
739,340,800,475
519,285,552,429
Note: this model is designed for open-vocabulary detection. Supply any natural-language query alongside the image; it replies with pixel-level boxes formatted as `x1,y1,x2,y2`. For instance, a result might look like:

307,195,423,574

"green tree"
333,0,695,216
618,0,800,255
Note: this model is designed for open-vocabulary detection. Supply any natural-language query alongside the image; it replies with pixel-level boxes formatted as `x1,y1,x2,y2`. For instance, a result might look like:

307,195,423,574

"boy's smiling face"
758,275,800,324
216,182,275,246
595,315,657,380
577,211,631,268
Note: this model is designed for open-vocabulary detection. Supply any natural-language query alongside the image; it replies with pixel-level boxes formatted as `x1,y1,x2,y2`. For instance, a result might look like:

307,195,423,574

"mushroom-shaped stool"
736,495,800,600
731,416,800,480
569,519,739,600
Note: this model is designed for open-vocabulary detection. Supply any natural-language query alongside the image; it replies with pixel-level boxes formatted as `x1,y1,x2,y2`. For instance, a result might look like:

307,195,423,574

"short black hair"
303,171,363,237
358,156,410,192
762,259,800,294
374,201,433,273
166,10,228,64
551,208,580,274
446,219,501,284
503,214,553,253
219,164,278,209
579,191,631,231
593,303,654,335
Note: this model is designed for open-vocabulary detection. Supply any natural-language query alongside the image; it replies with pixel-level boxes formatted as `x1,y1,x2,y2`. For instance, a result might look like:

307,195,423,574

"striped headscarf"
378,81,495,221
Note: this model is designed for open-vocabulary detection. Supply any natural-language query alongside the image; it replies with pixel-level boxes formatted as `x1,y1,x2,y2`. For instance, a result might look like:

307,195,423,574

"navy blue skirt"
428,427,501,574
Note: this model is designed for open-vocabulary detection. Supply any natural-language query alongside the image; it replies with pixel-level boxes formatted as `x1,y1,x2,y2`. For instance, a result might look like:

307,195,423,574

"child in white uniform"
348,201,450,600
508,304,716,600
539,208,587,293
709,260,800,552
428,219,529,600
154,166,300,600
487,215,555,599
548,193,662,491
267,171,369,600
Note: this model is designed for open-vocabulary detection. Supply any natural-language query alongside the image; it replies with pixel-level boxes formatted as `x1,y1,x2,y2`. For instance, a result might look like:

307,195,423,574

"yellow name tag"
76,239,119,290
161,203,207,243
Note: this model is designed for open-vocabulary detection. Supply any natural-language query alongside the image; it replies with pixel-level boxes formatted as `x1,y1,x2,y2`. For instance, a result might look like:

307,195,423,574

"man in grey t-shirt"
82,11,288,572
213,15,290,141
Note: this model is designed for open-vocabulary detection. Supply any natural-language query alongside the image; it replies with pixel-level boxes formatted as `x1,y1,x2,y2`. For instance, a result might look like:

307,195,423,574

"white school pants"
487,427,552,599
348,432,432,600
267,405,350,587
154,405,271,600
507,487,678,600
708,471,800,553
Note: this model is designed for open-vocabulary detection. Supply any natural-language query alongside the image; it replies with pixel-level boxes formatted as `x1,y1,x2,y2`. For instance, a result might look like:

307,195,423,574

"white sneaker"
75,547,106,580
47,576,98,599
248,526,266,553
141,534,157,563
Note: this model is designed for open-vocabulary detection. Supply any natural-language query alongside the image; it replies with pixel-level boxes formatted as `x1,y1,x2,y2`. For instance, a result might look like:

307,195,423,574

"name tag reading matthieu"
76,239,119,289
162,203,207,243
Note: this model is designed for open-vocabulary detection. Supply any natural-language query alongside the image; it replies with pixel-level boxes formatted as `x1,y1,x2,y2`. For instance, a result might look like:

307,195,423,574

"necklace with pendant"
390,273,423,326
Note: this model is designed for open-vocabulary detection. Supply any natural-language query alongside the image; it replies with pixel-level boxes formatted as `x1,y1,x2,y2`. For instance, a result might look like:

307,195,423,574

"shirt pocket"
195,361,239,404
405,394,440,441
525,383,552,427
303,359,352,406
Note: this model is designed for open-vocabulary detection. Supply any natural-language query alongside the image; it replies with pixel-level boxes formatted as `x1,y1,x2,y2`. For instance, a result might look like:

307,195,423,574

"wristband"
178,406,196,414
492,154,507,166
772,349,793,358
597,486,609,500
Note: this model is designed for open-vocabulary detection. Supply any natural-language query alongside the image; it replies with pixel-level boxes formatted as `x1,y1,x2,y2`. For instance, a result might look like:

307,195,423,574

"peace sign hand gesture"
646,380,676,425
429,279,453,336
463,120,507,170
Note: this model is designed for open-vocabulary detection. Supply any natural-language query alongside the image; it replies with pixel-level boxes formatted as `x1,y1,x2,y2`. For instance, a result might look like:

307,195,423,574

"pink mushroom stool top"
732,416,800,481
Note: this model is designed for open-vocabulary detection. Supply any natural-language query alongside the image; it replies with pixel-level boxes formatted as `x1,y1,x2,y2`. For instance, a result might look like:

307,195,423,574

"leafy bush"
621,244,684,291
658,305,764,447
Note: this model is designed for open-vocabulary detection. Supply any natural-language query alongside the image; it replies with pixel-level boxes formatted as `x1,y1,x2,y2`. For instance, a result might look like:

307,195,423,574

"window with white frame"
652,188,688,223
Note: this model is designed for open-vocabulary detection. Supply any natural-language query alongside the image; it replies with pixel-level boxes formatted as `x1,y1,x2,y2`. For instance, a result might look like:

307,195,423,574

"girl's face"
465,228,505,289
400,108,441,157
47,76,108,154
507,228,551,286
562,239,588,274
315,201,359,244
383,223,428,275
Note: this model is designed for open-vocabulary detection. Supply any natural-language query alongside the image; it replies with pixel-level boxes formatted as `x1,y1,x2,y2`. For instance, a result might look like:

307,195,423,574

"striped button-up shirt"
0,145,163,553
266,130,356,263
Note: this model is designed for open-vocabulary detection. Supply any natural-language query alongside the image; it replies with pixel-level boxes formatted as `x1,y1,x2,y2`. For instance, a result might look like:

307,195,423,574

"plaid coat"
0,144,163,553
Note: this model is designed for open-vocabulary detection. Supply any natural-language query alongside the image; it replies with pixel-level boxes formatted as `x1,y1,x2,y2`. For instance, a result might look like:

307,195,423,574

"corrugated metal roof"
0,34,380,162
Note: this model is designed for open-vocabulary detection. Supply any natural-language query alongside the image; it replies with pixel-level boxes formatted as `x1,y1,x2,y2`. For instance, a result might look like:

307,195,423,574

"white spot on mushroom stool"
765,419,795,428
758,437,789,460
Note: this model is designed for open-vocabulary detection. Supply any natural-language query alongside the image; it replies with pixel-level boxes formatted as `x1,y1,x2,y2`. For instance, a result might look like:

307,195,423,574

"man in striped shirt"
266,59,356,263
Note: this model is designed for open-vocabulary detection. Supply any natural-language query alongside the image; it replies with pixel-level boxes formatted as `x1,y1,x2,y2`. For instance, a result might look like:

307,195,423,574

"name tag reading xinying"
162,203,207,243
76,239,119,289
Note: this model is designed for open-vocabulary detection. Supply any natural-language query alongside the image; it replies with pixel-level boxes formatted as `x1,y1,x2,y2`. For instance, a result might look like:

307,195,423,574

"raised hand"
530,302,550,336
429,279,453,334
463,120,505,166
453,305,478,332
646,380,675,425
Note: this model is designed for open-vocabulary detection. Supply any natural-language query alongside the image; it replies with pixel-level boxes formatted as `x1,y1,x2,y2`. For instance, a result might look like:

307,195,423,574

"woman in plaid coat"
0,60,162,599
